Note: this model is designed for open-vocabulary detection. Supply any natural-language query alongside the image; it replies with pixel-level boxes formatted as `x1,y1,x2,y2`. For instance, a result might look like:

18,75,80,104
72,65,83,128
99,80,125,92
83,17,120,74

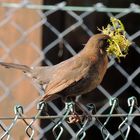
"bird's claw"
67,112,81,124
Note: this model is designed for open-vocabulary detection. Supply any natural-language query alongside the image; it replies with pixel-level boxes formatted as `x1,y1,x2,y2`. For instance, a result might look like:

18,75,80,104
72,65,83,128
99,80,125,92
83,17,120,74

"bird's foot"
62,101,80,123
67,112,81,124
65,101,81,123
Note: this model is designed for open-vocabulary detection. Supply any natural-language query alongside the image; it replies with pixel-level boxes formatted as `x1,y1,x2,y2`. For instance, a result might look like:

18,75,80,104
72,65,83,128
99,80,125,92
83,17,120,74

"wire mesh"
0,1,140,140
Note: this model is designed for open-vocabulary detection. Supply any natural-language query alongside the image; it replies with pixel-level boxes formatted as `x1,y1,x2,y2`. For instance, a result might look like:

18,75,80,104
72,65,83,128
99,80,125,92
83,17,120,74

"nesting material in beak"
99,17,132,62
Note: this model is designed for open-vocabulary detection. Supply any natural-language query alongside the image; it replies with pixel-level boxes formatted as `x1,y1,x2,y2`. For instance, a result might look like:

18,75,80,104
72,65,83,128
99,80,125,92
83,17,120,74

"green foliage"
100,17,131,61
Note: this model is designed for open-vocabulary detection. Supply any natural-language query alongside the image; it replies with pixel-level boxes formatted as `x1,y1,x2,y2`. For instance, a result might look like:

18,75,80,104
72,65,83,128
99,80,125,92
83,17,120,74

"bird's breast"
86,55,108,92
87,56,108,92
63,55,108,97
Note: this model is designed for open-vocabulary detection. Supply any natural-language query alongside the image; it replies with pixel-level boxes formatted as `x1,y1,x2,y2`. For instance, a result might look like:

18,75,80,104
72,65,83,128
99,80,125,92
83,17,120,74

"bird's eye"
99,38,109,49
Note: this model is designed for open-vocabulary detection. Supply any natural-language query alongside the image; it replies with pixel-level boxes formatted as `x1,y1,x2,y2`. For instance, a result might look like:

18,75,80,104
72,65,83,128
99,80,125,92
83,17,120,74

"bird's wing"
42,57,90,99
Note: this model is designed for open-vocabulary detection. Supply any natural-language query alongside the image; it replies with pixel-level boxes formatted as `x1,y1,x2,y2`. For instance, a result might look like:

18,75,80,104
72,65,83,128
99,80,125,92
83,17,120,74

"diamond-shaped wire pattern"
0,1,140,140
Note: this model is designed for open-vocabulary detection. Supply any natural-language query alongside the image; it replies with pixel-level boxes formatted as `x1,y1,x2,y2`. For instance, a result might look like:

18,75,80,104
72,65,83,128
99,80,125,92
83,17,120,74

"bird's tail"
0,62,31,73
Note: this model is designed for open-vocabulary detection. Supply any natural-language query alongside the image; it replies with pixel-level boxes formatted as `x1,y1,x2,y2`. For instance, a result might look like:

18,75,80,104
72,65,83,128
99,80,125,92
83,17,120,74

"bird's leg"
74,100,93,122
61,97,81,123
67,101,81,123
63,100,75,123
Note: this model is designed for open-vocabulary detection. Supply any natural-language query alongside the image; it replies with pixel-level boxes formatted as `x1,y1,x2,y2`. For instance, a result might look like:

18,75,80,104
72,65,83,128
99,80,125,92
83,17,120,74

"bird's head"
83,34,110,56
95,34,110,48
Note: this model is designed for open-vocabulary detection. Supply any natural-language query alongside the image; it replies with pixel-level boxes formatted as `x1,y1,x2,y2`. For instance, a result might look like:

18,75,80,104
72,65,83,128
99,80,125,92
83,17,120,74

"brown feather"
0,34,110,102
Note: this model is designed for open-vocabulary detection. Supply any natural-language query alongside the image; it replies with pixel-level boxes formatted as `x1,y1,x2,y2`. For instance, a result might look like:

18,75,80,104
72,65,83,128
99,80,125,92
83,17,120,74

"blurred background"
0,0,140,139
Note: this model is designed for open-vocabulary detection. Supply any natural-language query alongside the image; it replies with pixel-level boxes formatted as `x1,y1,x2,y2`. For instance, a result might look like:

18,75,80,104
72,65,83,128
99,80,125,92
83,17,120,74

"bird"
0,34,110,103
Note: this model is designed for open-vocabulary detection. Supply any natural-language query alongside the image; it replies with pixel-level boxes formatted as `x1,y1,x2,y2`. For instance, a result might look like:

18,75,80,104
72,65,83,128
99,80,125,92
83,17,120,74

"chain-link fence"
0,1,140,140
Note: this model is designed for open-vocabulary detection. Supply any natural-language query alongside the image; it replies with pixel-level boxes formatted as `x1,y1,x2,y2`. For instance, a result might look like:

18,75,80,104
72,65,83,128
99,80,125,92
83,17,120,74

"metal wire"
0,97,139,140
1,113,140,120
0,2,140,13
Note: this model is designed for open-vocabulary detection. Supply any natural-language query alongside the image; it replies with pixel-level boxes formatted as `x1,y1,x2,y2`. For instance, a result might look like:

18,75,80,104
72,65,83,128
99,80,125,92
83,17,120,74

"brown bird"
0,34,110,103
